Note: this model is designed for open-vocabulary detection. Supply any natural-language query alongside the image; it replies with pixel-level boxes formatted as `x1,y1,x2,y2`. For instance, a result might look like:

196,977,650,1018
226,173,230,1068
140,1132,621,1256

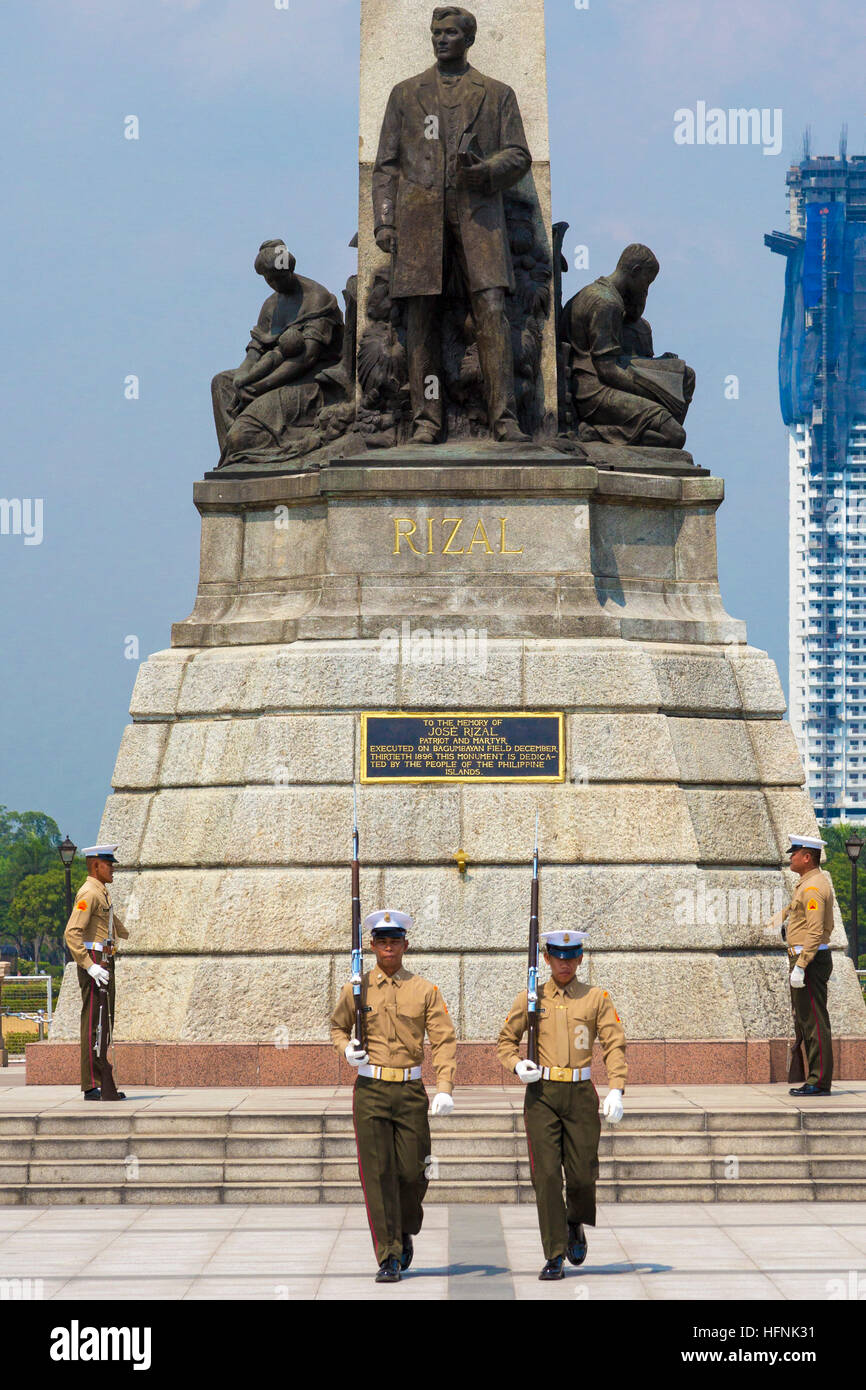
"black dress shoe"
101,1092,127,1101
539,1256,565,1281
399,1234,414,1272
83,1088,101,1101
566,1222,588,1266
375,1257,402,1283
789,1083,831,1096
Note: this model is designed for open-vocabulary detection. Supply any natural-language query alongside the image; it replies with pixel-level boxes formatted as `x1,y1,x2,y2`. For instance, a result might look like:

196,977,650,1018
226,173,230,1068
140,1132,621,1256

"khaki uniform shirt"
331,966,457,1095
783,867,835,970
497,976,628,1092
63,876,129,971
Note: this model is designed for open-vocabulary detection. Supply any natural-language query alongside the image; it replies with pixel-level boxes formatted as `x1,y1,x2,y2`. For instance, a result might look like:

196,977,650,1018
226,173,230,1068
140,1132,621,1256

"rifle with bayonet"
92,932,120,1103
527,812,540,1066
350,786,366,1057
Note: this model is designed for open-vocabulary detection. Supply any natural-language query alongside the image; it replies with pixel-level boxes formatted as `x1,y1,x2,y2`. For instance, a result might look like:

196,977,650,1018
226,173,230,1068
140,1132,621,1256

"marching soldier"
330,909,456,1283
63,843,128,1101
498,930,626,1281
782,833,836,1096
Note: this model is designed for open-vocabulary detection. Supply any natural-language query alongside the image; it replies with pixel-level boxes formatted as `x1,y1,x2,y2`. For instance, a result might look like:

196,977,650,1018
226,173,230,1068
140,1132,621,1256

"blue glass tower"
766,142,866,822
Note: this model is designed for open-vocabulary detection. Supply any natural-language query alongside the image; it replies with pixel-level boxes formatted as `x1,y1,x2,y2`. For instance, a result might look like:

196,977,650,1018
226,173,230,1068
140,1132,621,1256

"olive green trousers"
352,1076,431,1265
524,1079,600,1260
76,961,115,1093
791,949,834,1090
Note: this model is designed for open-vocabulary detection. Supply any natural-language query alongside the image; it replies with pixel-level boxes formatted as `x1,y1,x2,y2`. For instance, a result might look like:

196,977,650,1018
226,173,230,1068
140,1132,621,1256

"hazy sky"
2,0,864,841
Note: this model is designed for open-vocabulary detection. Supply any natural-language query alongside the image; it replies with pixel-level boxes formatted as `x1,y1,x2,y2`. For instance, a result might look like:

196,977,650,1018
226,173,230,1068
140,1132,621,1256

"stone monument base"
25,1037,866,1086
43,452,866,1070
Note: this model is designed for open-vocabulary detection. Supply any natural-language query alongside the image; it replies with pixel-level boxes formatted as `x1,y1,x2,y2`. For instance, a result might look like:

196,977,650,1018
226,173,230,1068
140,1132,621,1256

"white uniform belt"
792,943,829,953
541,1065,592,1082
358,1064,422,1082
84,942,113,952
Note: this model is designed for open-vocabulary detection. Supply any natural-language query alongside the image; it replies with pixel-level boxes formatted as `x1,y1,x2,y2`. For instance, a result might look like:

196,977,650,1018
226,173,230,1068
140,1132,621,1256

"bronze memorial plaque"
361,712,565,783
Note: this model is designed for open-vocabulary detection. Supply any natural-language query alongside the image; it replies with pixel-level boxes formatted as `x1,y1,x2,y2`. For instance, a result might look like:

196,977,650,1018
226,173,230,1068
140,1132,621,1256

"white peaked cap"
786,835,826,852
364,909,413,933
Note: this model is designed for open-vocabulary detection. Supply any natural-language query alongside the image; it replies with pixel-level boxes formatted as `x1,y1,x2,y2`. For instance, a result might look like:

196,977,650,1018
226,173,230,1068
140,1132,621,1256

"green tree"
6,861,86,966
0,807,62,929
0,808,61,853
819,822,866,969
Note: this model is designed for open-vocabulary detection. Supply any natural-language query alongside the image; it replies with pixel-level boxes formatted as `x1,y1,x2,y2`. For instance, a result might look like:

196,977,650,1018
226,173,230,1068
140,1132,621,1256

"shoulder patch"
76,901,88,910
806,898,820,911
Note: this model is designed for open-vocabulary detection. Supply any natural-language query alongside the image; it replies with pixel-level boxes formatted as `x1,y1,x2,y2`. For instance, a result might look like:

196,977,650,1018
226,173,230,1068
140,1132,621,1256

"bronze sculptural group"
560,244,694,449
211,6,694,472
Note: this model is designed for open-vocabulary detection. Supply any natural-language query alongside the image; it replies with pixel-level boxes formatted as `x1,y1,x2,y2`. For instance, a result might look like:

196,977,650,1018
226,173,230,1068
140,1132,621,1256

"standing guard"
330,909,456,1283
498,930,627,1281
63,844,129,1101
782,833,837,1096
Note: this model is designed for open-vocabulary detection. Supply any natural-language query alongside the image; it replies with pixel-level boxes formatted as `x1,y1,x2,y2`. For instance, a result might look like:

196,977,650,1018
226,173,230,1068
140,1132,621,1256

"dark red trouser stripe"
88,983,96,1089
523,1114,536,1173
352,1085,378,1254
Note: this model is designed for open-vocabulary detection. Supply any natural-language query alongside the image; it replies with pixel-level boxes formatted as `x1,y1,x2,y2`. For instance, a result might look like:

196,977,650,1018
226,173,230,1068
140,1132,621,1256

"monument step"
7,1132,866,1168
10,1106,851,1137
800,1110,866,1130
4,1176,866,1206
323,1131,522,1157
3,1098,866,1204
10,1125,866,1164
322,1111,520,1134
5,1149,866,1190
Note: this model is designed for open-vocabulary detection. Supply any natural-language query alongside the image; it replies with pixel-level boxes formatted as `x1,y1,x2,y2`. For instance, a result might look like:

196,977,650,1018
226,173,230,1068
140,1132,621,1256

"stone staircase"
2,1104,866,1204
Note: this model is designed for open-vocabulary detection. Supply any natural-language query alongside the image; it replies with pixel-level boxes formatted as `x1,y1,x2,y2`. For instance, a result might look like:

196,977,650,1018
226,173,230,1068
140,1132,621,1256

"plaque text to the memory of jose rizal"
361,713,565,783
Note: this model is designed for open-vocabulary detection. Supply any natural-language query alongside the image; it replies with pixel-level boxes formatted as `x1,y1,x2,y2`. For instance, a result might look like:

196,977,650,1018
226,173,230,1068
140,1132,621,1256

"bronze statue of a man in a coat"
372,6,532,444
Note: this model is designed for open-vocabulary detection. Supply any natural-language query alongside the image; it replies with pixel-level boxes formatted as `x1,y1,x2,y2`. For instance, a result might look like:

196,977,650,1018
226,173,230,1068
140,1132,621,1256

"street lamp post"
844,833,863,968
0,962,8,1068
58,836,77,967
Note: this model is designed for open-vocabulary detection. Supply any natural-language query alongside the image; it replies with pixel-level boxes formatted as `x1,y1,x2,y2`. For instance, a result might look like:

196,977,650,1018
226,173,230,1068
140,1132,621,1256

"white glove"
430,1092,454,1117
87,963,110,987
603,1088,624,1124
344,1039,369,1066
790,965,806,989
515,1059,542,1085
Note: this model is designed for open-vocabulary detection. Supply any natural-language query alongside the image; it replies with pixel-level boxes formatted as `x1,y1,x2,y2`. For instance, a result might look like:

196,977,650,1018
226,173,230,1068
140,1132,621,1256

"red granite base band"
23,1038,866,1086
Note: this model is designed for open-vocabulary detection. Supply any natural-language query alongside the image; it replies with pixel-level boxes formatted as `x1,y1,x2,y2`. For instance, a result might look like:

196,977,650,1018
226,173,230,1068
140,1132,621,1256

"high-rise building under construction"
766,137,866,823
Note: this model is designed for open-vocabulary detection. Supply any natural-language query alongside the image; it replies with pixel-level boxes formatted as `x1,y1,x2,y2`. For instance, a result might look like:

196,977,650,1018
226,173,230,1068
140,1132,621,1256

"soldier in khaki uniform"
63,844,129,1100
781,834,836,1096
498,930,626,1280
330,909,457,1283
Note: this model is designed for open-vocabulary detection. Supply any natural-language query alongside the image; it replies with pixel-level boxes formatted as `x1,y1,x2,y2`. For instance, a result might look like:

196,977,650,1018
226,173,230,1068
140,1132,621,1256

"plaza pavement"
1,1199,865,1301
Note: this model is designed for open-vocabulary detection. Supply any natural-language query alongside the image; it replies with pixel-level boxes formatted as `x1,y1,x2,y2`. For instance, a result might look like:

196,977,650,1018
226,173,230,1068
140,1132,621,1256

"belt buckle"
549,1066,572,1083
380,1066,404,1083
